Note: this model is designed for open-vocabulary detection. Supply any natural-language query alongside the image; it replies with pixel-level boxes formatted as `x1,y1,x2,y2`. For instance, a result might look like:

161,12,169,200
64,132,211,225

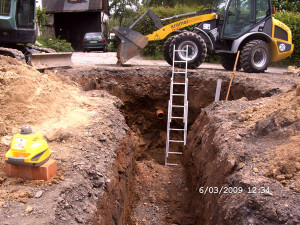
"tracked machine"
113,0,294,73
0,0,72,69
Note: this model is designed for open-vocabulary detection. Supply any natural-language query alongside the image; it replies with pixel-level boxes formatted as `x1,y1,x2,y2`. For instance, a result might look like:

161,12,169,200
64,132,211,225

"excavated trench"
73,67,278,224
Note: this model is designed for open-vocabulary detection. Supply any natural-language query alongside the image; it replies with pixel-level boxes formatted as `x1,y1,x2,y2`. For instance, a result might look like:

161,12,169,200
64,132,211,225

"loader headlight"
279,44,286,52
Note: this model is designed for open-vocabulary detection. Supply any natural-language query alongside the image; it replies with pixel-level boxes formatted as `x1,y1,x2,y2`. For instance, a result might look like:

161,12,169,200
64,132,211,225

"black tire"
169,32,207,69
220,53,241,71
163,36,176,66
240,40,270,73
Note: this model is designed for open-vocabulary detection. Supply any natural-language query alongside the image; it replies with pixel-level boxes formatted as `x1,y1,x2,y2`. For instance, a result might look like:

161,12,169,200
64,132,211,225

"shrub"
36,33,74,52
35,7,74,52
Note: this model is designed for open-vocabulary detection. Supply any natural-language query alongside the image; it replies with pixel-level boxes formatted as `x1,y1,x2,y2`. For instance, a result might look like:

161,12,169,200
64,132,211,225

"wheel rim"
252,48,267,68
178,41,198,60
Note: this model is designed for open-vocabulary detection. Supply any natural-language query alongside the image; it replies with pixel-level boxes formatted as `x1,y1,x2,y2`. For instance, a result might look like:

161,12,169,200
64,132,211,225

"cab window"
256,0,270,23
223,0,255,38
17,0,35,28
0,0,11,16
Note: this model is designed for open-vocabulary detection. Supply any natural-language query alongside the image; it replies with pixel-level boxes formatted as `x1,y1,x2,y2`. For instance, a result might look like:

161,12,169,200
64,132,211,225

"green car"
82,32,107,52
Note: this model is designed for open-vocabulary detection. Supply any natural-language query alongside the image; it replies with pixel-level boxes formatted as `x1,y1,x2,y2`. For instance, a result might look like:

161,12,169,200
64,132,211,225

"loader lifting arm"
146,13,216,41
113,9,217,64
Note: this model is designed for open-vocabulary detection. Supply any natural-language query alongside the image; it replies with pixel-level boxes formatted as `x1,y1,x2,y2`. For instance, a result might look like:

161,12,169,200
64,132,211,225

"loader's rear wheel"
220,53,241,71
163,36,176,66
169,32,207,69
240,40,270,73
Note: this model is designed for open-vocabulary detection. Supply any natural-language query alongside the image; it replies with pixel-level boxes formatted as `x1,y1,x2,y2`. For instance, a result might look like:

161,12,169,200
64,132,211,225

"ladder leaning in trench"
165,45,188,166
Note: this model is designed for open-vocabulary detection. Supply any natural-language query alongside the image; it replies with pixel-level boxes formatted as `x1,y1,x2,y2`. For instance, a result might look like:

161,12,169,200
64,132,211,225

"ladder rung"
173,82,185,85
171,116,184,119
166,163,178,166
172,105,184,108
174,60,186,63
168,152,183,155
172,94,185,96
174,49,188,52
170,128,184,131
174,71,186,74
169,140,184,143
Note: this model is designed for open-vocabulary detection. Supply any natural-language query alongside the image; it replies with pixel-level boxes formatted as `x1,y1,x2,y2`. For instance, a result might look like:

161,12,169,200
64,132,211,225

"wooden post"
226,51,240,101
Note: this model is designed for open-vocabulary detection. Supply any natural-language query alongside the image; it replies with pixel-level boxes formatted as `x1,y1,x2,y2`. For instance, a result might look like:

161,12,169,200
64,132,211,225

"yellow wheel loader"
0,0,72,69
113,0,294,73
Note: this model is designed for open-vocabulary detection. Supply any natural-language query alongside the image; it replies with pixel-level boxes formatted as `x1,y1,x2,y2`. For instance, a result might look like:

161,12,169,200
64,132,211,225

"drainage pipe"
156,109,164,119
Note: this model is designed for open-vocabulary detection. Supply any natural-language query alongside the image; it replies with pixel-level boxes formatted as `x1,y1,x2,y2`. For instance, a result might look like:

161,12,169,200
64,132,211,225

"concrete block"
6,160,57,181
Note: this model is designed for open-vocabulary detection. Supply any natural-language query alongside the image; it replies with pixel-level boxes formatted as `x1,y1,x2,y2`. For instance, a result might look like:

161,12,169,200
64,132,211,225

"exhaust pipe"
156,109,164,119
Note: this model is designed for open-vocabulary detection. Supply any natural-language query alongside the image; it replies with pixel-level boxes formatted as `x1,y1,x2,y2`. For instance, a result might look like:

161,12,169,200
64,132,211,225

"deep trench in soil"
78,68,267,224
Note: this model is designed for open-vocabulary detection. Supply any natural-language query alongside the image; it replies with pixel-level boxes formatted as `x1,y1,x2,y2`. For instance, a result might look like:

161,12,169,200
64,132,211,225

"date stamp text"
199,186,271,195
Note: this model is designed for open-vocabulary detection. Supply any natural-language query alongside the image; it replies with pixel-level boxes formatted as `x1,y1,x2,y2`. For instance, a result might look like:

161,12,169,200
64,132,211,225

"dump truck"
0,0,72,69
113,0,294,73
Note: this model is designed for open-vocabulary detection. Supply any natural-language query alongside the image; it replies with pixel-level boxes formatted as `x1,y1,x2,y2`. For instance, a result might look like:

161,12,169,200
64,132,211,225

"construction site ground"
0,52,299,225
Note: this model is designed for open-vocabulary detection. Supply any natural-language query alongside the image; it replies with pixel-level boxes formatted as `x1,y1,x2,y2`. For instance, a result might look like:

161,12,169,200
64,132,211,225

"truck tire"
163,36,176,66
240,40,270,73
169,32,207,69
220,53,241,71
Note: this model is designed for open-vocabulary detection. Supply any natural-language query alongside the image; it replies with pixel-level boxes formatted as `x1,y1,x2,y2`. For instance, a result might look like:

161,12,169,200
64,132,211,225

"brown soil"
241,84,300,191
184,84,300,224
0,56,134,224
0,54,300,225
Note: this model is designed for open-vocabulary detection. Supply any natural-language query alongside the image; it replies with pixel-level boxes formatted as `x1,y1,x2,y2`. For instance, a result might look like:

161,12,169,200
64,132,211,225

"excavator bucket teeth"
30,52,73,69
113,26,148,64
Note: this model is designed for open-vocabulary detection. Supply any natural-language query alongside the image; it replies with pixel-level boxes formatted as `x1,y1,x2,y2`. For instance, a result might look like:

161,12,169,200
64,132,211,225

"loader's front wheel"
163,36,176,66
169,32,207,69
240,40,270,73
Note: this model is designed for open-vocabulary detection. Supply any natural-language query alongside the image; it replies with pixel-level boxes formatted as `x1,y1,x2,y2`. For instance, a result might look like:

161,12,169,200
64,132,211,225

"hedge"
36,33,74,52
273,11,300,66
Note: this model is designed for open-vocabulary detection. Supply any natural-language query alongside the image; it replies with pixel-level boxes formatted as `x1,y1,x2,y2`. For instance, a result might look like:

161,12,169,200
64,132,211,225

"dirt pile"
287,66,300,76
0,188,34,204
0,55,96,136
240,84,300,191
184,83,300,224
0,55,87,203
0,56,134,224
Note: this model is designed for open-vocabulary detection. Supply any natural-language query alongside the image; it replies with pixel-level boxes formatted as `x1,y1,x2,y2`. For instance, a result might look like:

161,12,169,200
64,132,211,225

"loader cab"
217,0,272,39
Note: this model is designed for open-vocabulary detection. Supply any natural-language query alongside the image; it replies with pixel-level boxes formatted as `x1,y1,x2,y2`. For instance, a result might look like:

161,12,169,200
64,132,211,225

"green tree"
36,6,49,29
109,0,140,26
142,0,212,7
271,0,300,12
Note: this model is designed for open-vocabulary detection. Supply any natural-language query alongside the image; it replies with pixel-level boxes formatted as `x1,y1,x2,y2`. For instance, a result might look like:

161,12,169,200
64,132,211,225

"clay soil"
0,53,300,225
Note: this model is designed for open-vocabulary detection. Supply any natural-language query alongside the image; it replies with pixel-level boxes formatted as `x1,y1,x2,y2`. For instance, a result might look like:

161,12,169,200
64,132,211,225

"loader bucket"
30,52,73,69
113,26,149,64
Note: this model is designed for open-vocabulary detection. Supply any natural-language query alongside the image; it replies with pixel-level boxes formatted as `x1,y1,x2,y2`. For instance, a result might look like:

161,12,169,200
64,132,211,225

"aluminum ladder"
165,45,188,166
